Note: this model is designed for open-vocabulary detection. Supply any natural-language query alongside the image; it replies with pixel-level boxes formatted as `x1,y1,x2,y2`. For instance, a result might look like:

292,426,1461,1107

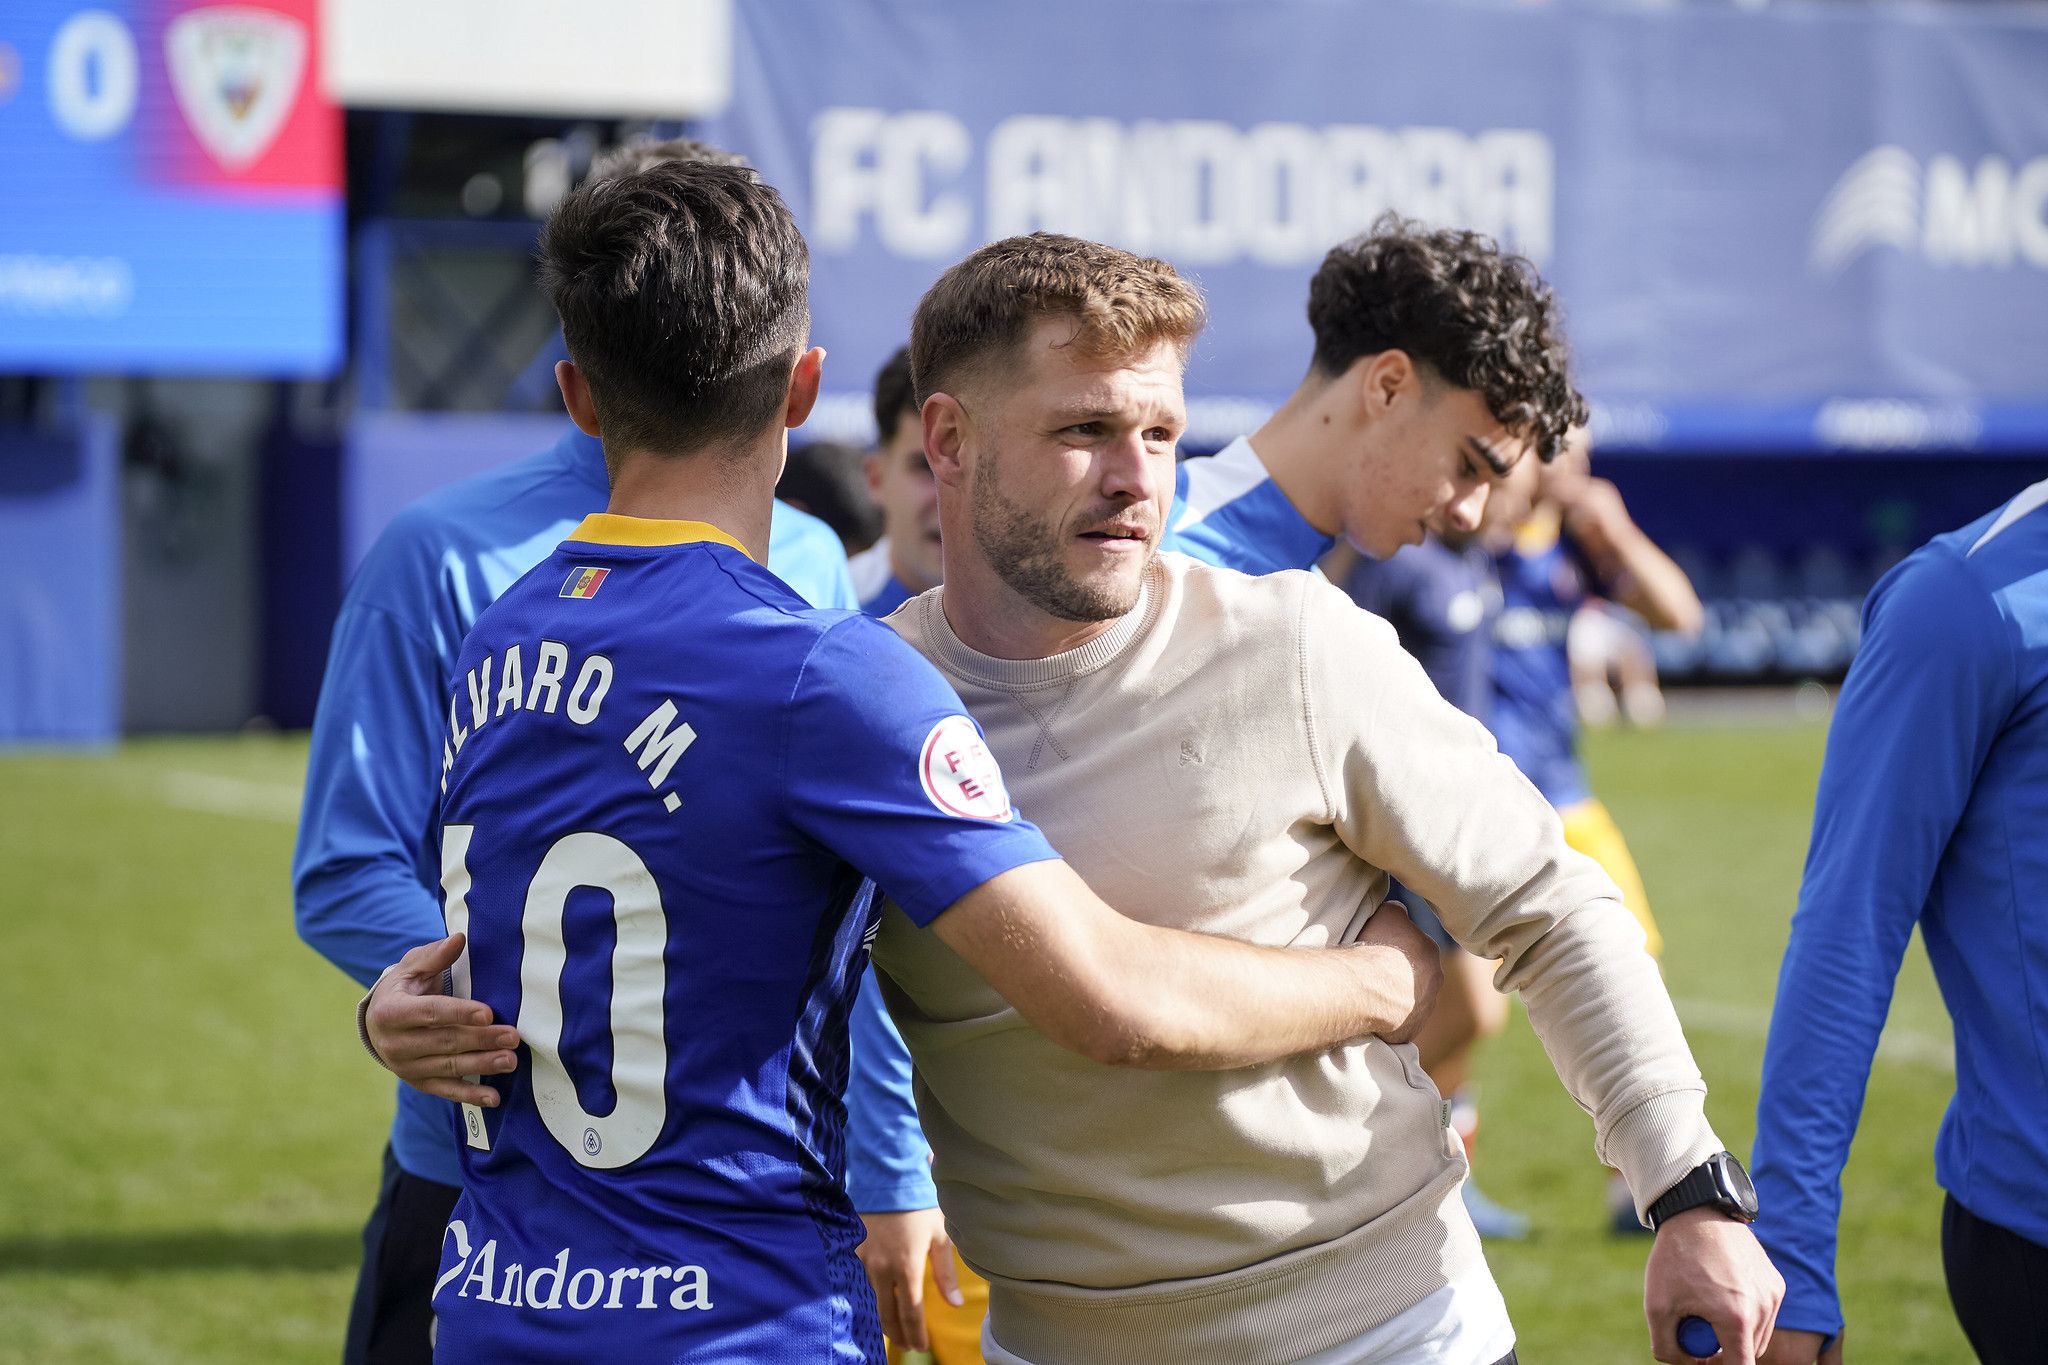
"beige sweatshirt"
872,552,1721,1364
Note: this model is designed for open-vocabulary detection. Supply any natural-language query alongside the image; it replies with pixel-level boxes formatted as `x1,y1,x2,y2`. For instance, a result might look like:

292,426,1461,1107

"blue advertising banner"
705,0,2048,453
0,0,342,374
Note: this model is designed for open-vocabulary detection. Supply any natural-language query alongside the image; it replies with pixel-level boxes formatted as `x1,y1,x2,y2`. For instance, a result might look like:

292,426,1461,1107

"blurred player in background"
1336,532,1527,1241
1484,428,1703,1231
290,136,858,1365
849,346,945,618
1753,478,2048,1365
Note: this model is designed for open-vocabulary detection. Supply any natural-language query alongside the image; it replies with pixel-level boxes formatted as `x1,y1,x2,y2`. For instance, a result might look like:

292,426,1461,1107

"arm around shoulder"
926,860,1440,1069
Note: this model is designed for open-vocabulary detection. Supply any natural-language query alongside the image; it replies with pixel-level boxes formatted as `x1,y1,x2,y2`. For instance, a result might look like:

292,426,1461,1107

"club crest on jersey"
165,6,308,170
919,715,1013,823
560,567,610,599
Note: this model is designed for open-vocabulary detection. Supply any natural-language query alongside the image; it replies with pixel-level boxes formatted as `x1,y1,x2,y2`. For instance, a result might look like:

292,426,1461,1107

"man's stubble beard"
968,456,1151,624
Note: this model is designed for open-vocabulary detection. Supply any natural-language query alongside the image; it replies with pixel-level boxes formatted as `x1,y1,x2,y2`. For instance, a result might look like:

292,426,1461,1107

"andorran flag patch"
560,566,610,599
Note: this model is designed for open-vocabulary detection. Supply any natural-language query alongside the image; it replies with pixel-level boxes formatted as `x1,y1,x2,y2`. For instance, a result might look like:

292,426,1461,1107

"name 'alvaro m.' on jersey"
427,512,1056,1362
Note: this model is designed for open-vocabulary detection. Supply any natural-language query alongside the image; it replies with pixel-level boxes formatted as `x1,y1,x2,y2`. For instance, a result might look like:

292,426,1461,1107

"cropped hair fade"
909,233,1205,408
539,160,809,458
1308,214,1587,462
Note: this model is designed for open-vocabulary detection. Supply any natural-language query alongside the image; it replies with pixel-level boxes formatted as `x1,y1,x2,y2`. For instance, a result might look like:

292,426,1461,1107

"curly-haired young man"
1167,214,1582,571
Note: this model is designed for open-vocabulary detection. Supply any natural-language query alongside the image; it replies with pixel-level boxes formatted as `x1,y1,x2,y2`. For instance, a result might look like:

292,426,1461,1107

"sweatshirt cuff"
1598,1086,1722,1225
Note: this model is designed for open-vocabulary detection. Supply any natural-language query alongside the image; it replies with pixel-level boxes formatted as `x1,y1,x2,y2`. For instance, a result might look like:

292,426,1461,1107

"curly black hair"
1307,214,1587,462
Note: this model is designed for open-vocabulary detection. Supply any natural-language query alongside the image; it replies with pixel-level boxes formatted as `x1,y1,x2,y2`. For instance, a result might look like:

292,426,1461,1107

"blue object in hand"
1677,1316,1721,1358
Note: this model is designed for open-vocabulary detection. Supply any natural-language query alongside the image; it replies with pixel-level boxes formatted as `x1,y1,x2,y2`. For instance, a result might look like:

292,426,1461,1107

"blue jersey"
1489,514,1600,807
1164,436,1333,575
292,425,857,1189
1752,480,2048,1336
431,514,1056,1362
1342,539,1500,721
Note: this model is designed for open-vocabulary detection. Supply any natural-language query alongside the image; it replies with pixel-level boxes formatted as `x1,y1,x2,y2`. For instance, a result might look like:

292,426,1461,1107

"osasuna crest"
165,6,307,171
919,716,1014,823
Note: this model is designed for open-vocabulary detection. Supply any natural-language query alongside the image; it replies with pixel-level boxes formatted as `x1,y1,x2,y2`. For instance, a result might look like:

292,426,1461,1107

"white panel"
322,0,730,118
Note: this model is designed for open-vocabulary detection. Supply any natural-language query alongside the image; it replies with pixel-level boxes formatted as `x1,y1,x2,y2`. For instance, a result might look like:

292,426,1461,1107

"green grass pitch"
0,722,1971,1362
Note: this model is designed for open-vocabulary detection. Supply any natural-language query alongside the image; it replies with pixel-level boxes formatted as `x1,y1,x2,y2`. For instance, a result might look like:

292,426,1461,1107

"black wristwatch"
1647,1151,1758,1230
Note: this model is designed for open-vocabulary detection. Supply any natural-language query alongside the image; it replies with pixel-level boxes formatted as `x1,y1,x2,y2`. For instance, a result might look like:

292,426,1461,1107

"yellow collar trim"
568,514,755,560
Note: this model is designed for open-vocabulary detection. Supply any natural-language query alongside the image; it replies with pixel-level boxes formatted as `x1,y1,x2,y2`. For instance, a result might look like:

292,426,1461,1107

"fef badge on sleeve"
919,715,1014,822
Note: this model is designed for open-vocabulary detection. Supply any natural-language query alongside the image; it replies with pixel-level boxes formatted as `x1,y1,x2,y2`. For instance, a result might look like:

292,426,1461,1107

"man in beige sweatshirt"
859,233,1782,1365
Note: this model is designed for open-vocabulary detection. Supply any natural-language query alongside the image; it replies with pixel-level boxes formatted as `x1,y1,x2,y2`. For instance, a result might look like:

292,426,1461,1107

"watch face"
1715,1153,1760,1219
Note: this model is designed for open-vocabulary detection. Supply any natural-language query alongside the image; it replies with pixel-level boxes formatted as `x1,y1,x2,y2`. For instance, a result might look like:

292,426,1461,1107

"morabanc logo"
1811,145,2048,275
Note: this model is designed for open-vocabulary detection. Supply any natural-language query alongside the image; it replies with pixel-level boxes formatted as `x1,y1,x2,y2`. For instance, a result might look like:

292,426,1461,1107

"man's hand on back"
1644,1207,1786,1364
361,934,520,1105
1353,902,1443,1044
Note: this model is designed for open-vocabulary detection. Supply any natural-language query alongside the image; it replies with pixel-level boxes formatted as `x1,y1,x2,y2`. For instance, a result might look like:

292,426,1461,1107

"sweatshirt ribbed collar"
913,559,1166,690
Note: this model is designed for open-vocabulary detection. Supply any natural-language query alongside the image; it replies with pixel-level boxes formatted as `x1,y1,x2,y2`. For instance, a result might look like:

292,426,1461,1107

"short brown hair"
909,233,1205,408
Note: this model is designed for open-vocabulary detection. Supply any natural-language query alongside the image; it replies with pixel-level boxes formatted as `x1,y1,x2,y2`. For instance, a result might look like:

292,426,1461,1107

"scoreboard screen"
0,0,341,374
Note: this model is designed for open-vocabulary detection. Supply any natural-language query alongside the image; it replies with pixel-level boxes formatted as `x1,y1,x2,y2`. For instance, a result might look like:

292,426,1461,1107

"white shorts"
982,1269,1516,1365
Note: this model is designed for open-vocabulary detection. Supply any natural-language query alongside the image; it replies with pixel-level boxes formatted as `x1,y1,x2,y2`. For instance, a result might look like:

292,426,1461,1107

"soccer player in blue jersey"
363,163,1452,1365
849,346,943,619
1752,480,2048,1365
293,137,860,1365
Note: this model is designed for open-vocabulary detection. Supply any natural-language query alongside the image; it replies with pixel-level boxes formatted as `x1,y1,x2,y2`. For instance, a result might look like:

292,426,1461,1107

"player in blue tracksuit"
1752,480,2048,1365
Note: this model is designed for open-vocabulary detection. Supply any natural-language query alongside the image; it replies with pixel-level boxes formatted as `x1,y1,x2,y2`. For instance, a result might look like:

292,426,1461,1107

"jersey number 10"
440,825,669,1171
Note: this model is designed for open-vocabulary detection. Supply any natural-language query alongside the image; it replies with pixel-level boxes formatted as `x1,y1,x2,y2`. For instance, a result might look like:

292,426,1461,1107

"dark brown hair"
539,160,808,458
1308,214,1586,461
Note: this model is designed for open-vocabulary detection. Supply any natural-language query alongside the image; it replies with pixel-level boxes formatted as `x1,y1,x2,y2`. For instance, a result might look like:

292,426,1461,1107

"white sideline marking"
1673,997,1953,1074
157,771,301,824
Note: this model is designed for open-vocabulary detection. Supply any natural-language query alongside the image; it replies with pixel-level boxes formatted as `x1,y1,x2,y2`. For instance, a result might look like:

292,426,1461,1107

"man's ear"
1357,349,1417,420
922,393,971,488
784,346,826,430
864,450,885,498
555,360,602,437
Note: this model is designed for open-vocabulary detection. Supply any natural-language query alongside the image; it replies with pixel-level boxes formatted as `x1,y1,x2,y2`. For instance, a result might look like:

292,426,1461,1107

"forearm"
1081,917,1406,1069
1610,533,1703,635
1505,892,1721,1215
